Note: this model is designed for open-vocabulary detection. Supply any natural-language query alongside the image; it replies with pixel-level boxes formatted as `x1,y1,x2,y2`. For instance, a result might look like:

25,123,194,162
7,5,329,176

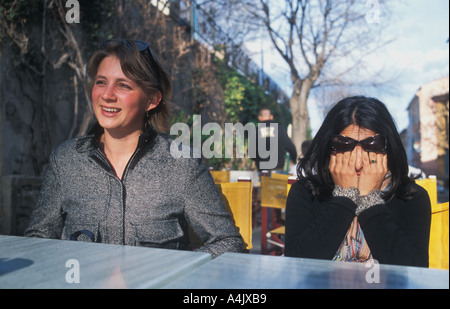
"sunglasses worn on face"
331,135,387,153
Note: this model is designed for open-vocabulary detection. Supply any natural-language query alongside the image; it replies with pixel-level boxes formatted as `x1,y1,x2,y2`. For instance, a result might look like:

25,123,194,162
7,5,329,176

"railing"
157,0,289,103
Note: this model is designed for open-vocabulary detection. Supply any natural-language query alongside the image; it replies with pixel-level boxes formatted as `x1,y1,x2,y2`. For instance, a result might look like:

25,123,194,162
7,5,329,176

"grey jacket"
25,125,245,258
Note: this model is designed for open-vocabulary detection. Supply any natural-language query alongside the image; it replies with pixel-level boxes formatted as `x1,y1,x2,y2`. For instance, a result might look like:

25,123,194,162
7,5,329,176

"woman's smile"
100,105,122,116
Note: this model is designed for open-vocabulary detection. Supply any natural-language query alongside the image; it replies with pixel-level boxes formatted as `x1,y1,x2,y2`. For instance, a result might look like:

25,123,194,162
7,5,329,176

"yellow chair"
260,174,291,254
216,179,253,250
415,177,449,269
264,176,297,246
429,202,449,269
210,170,230,184
270,173,291,181
260,174,290,209
415,177,438,206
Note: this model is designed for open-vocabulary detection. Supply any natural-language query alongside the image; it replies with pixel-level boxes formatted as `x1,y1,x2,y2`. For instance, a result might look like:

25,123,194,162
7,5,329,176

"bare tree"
314,85,355,120
253,0,395,153
201,0,391,153
197,0,259,46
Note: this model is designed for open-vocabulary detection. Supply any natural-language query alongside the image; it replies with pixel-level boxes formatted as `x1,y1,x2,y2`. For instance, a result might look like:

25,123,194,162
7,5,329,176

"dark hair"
87,39,172,133
297,95,415,201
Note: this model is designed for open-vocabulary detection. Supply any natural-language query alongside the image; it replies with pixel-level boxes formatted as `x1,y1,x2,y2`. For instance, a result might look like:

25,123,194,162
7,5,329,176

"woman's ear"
147,91,162,111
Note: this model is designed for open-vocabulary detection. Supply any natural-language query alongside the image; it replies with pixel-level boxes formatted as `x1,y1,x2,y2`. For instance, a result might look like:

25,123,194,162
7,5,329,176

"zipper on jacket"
120,146,142,245
93,146,142,245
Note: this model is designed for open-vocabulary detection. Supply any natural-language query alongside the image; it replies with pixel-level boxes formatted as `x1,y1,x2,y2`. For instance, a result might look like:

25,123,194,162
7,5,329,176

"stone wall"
1,176,42,236
0,2,225,236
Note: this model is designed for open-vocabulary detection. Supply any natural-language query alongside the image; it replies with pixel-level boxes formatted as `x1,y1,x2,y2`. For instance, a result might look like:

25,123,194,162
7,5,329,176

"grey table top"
0,235,211,289
163,252,449,289
2,235,448,289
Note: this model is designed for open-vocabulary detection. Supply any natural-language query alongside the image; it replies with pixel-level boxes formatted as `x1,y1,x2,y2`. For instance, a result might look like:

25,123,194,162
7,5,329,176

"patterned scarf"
333,217,373,263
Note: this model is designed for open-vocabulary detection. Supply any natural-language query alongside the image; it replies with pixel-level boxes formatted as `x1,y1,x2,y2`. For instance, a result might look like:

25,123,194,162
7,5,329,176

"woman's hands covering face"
329,148,388,196
329,149,359,189
358,151,388,196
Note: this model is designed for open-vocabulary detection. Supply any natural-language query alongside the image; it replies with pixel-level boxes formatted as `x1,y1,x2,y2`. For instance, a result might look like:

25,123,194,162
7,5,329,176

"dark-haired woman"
285,96,431,267
25,40,245,258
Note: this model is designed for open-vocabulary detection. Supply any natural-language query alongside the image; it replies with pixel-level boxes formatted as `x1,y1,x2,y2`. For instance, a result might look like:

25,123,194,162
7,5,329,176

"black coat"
285,181,431,267
254,120,297,171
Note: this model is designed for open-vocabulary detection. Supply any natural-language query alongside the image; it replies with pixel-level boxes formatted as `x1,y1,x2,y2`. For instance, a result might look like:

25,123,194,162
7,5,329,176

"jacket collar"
75,122,158,153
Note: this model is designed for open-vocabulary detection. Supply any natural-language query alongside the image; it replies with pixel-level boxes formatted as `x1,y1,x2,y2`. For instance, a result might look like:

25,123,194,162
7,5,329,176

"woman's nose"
355,145,363,170
101,85,116,101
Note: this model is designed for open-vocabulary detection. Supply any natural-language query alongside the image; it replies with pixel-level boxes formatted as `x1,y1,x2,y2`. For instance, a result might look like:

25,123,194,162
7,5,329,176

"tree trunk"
290,78,312,156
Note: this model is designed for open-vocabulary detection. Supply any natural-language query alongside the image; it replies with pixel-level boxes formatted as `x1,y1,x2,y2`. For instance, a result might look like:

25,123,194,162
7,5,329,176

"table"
229,171,259,187
0,235,211,289
163,252,449,289
2,236,448,289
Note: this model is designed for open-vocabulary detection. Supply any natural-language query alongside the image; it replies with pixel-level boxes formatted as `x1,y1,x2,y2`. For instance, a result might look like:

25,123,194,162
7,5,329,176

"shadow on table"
0,258,34,276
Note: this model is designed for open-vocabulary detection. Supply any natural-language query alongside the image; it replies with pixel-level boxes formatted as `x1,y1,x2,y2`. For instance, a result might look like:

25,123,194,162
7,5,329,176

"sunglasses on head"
100,39,161,81
331,134,387,153
100,39,151,53
100,39,160,66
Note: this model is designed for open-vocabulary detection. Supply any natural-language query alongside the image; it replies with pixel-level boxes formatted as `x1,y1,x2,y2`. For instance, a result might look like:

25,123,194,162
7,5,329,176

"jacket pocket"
62,222,100,242
131,219,184,249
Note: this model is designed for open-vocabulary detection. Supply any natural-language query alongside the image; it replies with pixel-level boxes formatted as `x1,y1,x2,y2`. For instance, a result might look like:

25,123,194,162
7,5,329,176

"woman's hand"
329,150,359,189
330,148,388,196
358,151,388,196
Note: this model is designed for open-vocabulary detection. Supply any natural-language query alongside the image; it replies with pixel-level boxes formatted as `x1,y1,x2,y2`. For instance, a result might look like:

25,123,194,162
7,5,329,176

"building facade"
405,76,449,182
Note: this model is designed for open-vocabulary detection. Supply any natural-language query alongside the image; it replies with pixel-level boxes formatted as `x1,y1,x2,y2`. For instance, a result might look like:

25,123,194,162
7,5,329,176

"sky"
366,0,449,134
245,0,449,136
